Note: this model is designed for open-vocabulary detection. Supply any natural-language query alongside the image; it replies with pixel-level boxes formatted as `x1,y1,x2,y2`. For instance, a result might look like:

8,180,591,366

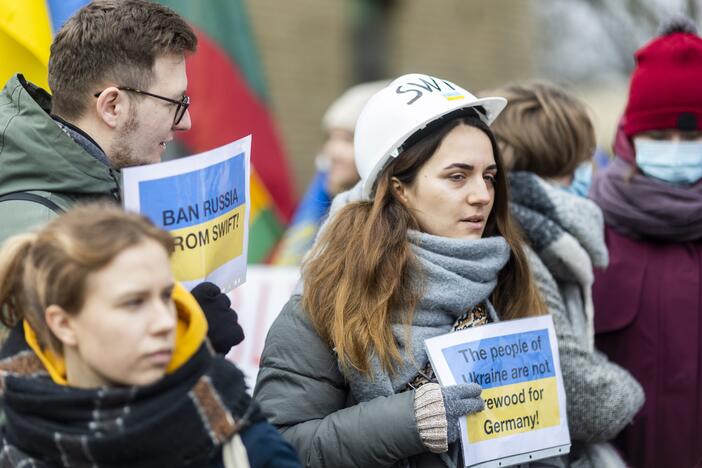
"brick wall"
246,0,535,196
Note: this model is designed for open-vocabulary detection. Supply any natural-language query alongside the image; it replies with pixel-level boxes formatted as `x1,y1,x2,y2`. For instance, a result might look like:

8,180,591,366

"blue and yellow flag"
0,0,90,89
272,170,332,266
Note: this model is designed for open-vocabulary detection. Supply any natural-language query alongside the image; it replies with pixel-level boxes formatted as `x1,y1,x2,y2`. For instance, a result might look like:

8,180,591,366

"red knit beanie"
623,16,702,137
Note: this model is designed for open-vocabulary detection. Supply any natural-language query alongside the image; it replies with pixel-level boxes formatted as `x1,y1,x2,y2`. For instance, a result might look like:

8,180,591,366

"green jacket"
0,74,120,245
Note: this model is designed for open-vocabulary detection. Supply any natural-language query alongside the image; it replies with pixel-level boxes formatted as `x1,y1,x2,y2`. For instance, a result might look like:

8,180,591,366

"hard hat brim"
360,95,507,199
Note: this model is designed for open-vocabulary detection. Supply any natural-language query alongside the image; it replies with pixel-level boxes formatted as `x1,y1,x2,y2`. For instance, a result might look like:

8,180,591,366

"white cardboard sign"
425,315,570,467
122,136,251,292
226,265,300,389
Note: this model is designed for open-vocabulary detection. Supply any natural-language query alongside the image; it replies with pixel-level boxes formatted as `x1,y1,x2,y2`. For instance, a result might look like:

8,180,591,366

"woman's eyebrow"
442,163,497,171
443,163,473,170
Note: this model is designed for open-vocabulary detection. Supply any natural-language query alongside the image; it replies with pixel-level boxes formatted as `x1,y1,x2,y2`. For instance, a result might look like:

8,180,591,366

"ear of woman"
390,176,409,204
44,304,77,348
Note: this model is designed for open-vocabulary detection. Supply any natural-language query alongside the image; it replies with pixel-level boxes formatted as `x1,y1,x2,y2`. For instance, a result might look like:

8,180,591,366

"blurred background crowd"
1,1,701,467
3,0,695,264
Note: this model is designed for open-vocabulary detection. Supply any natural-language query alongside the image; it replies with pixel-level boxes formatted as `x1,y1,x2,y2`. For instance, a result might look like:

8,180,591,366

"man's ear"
94,87,125,129
391,176,409,204
45,305,78,348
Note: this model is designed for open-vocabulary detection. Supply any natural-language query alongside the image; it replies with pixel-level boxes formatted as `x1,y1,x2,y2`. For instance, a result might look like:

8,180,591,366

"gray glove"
442,383,484,443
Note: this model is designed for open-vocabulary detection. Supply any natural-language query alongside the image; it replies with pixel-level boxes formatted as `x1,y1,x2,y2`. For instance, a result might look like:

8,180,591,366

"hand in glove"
442,383,484,443
414,382,484,453
191,282,245,354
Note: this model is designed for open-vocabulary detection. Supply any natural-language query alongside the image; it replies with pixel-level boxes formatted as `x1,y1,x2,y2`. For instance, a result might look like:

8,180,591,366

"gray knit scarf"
508,172,608,351
345,230,511,403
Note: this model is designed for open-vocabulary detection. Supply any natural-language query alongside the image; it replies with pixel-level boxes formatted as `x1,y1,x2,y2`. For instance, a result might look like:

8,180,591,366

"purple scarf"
590,157,702,242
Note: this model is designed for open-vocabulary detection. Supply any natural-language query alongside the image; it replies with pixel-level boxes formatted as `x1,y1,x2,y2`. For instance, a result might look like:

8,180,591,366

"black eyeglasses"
93,86,190,126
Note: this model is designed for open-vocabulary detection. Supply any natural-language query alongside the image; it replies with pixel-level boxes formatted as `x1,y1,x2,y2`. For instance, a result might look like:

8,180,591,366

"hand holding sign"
442,384,484,443
191,281,244,354
426,315,570,468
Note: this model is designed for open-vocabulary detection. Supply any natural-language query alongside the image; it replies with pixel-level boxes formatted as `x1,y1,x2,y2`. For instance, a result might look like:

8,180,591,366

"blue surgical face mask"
561,161,593,198
634,138,702,185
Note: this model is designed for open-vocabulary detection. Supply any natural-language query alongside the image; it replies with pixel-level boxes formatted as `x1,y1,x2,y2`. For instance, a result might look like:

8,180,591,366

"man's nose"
173,109,192,131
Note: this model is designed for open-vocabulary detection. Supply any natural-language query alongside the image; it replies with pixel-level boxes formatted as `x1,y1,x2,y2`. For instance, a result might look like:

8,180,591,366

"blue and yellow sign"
122,137,251,292
441,329,559,442
139,154,246,282
425,315,570,467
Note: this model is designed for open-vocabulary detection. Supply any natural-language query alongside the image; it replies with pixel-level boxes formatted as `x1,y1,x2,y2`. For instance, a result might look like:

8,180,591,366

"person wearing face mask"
589,15,702,468
254,74,557,467
486,82,644,468
272,81,387,265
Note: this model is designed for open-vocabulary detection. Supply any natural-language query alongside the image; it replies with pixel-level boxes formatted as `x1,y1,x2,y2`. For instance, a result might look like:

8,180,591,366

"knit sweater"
508,172,644,465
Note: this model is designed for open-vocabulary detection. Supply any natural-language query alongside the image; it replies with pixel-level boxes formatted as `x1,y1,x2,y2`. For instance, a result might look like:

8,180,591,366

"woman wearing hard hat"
254,74,551,467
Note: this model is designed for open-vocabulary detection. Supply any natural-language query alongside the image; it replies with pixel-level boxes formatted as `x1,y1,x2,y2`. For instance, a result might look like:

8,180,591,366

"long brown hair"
303,113,546,376
0,202,174,353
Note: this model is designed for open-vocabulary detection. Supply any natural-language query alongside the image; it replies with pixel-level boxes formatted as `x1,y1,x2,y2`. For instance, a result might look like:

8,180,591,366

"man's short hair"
48,0,197,120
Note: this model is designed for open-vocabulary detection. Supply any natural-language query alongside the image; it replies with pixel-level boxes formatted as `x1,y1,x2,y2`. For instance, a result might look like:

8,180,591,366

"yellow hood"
24,282,208,385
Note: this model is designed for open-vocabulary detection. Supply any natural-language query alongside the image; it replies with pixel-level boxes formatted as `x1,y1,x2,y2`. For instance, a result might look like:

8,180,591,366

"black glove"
191,282,245,354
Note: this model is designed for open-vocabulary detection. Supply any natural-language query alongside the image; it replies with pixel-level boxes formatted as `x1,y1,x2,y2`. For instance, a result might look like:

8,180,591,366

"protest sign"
226,265,300,389
122,136,251,292
425,315,570,467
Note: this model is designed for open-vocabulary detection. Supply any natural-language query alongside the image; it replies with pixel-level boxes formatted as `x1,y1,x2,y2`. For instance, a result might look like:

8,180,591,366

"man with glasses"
0,1,248,355
0,0,196,244
0,1,201,340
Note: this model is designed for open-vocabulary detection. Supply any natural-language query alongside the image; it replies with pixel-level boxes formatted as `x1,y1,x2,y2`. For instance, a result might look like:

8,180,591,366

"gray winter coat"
254,295,449,468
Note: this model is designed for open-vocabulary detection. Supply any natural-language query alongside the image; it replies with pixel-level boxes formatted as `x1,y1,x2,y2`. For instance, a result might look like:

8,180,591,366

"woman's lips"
461,216,485,230
145,349,173,365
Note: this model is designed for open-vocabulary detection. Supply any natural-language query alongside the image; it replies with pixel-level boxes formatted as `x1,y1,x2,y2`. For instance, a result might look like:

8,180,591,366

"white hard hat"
354,73,507,199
